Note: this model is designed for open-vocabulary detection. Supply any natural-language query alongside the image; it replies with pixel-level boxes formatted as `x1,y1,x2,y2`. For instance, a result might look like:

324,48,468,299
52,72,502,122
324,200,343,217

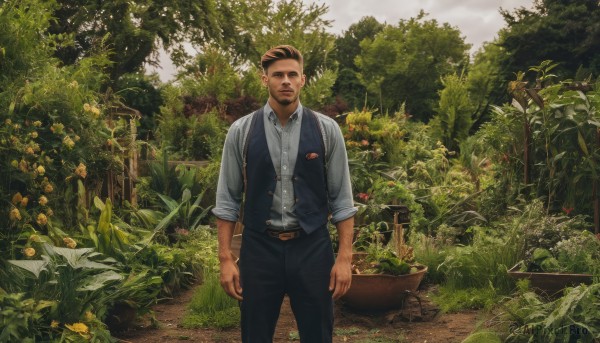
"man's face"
262,59,306,107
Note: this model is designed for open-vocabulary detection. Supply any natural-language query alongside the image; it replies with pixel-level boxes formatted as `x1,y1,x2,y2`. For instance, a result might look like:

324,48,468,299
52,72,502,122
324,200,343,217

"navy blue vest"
243,107,328,234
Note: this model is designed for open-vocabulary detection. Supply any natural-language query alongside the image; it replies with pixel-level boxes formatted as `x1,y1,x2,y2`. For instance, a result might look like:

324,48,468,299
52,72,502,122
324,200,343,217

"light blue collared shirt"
212,102,357,230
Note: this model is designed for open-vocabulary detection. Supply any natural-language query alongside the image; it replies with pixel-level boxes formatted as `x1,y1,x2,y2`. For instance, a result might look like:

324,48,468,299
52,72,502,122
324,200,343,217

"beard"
269,89,299,106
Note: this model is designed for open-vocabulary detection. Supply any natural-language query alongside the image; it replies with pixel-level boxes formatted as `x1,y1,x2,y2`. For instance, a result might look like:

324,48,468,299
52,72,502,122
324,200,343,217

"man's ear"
301,74,306,87
261,73,268,87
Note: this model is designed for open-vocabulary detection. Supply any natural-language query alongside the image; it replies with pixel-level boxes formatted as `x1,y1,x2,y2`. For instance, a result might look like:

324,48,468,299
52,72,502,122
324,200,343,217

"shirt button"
283,190,287,194
283,165,287,170
283,206,287,210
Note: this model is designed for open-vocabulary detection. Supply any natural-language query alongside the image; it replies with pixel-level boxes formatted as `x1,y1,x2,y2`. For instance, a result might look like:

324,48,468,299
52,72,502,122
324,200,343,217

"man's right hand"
220,258,243,301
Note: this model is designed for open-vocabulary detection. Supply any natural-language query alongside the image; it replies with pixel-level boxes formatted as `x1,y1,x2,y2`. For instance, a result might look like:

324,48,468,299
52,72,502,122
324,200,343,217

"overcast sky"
317,0,534,49
150,0,535,81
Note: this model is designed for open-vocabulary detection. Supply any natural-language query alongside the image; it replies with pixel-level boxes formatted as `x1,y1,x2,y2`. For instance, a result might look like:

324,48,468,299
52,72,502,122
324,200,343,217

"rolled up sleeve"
322,117,357,224
211,119,246,222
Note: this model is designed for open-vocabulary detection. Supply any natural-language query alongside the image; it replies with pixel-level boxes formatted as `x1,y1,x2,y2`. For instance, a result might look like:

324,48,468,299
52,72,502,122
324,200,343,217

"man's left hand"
329,258,352,300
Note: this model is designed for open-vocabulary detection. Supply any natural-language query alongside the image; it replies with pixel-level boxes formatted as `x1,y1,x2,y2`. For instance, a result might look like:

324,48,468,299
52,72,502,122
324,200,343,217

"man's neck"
268,99,299,127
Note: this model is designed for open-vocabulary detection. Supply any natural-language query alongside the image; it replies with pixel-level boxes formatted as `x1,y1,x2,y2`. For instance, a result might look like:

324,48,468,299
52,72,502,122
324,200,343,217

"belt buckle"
278,231,297,241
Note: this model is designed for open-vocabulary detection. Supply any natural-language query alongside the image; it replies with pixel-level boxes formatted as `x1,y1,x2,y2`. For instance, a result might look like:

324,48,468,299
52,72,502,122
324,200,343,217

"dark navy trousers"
239,227,335,343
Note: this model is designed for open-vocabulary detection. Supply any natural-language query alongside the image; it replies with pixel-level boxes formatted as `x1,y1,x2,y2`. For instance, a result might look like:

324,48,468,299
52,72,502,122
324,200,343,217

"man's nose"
282,76,291,84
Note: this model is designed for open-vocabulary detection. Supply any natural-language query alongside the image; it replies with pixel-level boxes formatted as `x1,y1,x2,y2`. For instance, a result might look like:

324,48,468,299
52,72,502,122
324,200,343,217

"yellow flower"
10,208,22,221
5,119,12,125
50,123,64,134
91,106,101,118
29,234,41,242
75,163,87,179
46,208,54,217
83,103,91,112
74,135,80,142
33,120,42,127
11,160,18,168
65,322,88,334
63,136,75,149
20,197,29,207
84,311,94,322
68,80,79,89
36,213,48,226
11,192,23,205
25,147,34,155
37,165,45,175
31,131,38,138
44,183,54,193
18,160,29,173
39,195,49,206
24,247,36,257
50,320,59,328
63,237,77,249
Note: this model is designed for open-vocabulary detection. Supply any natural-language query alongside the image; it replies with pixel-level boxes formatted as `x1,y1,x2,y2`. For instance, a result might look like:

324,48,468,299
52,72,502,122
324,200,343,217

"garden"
1,0,600,342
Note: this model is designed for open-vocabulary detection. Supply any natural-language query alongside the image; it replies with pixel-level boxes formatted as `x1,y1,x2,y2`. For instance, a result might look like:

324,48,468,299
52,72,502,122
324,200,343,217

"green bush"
431,286,499,313
409,232,449,284
438,225,522,293
502,283,600,342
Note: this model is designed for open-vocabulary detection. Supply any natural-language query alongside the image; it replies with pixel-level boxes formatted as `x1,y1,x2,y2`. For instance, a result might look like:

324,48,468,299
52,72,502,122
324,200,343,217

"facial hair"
269,88,299,106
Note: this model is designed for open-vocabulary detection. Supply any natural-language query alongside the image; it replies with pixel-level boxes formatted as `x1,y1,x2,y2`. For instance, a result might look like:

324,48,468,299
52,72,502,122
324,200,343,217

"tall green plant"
430,73,474,152
498,62,600,216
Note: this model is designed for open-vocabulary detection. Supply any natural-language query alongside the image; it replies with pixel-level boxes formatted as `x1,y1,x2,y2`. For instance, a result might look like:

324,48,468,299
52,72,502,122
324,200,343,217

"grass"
431,285,499,313
410,232,451,284
181,273,240,329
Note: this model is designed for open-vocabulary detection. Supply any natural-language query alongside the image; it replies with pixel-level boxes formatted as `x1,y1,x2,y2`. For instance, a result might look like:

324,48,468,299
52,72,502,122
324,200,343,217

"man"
212,45,356,343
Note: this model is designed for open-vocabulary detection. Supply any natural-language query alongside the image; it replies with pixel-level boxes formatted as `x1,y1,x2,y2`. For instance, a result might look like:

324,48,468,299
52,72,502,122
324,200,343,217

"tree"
466,40,510,131
356,11,470,121
499,0,600,79
47,0,222,82
334,16,385,71
176,0,338,115
430,73,473,152
219,0,336,80
332,16,385,110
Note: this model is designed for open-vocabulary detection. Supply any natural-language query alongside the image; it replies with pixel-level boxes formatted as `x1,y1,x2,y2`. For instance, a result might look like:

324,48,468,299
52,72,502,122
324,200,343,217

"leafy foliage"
356,11,470,120
47,0,222,81
430,73,474,152
499,0,600,80
503,283,600,342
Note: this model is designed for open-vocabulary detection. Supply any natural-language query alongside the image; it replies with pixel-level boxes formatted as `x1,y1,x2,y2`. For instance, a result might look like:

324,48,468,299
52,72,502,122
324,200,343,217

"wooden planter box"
507,263,594,297
340,253,427,311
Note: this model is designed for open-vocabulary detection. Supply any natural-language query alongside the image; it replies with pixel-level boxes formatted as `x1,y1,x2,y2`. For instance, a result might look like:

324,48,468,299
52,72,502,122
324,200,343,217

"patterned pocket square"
305,152,319,160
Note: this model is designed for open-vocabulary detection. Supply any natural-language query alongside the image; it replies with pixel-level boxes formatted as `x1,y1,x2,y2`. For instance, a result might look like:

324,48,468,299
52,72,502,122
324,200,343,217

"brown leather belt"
266,228,303,241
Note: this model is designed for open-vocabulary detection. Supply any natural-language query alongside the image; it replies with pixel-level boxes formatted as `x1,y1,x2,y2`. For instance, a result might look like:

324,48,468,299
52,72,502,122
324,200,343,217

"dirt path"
116,284,479,343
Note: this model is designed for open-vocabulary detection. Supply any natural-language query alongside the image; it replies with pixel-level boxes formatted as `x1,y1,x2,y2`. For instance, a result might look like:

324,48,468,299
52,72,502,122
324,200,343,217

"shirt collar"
264,102,303,124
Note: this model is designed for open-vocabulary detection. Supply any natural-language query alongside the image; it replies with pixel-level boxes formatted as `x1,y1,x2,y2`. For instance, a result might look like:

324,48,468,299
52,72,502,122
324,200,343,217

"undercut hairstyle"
260,45,303,73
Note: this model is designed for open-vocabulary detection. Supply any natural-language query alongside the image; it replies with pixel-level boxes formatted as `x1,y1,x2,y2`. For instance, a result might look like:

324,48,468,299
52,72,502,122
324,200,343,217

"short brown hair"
260,45,303,73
